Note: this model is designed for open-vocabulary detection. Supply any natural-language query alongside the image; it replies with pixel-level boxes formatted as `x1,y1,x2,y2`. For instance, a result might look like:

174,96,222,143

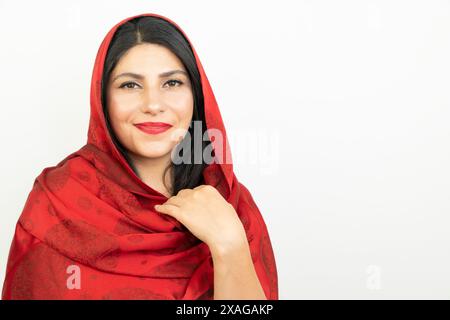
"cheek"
107,93,136,124
106,94,137,141
169,90,194,128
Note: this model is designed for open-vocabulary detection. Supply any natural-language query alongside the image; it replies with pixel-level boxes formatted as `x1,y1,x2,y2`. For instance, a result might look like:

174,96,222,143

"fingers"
154,204,182,220
194,184,216,194
176,188,191,196
164,196,184,207
193,184,211,191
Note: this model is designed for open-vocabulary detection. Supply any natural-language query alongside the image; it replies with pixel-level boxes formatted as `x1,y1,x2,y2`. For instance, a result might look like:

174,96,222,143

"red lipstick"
134,122,173,135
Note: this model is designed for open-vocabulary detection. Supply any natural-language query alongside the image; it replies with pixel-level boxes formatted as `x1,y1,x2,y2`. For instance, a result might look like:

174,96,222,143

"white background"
1,0,449,299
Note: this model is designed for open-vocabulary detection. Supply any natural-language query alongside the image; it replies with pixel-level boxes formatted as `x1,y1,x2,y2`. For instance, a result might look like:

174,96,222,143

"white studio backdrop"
0,0,449,299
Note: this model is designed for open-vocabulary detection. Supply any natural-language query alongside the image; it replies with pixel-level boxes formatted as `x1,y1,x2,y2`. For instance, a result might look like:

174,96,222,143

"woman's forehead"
112,43,186,75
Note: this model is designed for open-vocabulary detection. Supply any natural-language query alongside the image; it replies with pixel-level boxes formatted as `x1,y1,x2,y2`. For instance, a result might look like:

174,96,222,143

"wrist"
209,232,249,262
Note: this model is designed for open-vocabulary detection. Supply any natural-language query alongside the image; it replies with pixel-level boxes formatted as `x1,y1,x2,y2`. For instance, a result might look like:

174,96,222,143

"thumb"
154,204,181,220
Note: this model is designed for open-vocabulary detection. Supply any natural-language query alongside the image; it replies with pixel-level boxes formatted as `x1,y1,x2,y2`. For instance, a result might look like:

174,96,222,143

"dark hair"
101,16,214,196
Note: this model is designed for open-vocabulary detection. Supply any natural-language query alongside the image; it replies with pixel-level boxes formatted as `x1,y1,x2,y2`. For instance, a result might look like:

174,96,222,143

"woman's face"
106,43,194,160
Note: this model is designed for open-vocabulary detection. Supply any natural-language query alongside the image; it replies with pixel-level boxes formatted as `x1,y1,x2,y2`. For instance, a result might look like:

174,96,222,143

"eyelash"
119,79,183,89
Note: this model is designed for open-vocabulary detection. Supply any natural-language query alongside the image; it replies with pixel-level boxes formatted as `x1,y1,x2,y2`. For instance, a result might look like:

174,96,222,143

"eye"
164,79,183,88
119,82,140,89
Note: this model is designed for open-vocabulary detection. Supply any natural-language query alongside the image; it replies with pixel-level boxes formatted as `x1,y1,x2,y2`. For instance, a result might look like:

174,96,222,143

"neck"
127,151,174,198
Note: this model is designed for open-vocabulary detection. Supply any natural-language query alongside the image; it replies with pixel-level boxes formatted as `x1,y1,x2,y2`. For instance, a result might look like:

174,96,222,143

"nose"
141,88,165,115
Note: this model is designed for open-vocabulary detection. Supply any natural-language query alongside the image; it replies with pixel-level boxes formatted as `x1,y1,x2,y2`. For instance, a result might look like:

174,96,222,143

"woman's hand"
154,185,247,254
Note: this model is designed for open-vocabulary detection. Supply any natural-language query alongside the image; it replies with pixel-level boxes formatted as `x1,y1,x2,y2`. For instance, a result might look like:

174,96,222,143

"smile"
134,122,173,135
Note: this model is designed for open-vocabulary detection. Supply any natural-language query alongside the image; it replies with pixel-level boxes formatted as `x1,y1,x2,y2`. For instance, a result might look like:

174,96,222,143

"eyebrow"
112,70,188,83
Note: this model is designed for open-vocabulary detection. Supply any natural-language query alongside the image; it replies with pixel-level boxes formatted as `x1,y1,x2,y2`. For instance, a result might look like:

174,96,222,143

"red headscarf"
1,13,278,300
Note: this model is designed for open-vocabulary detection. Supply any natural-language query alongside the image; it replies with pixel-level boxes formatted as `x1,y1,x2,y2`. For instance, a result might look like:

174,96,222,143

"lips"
134,122,173,135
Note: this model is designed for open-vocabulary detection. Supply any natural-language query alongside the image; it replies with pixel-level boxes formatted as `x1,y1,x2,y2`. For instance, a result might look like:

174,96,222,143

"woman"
2,13,278,300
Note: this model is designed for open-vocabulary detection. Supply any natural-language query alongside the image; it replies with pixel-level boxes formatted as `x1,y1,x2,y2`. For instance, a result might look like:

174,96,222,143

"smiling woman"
1,13,278,300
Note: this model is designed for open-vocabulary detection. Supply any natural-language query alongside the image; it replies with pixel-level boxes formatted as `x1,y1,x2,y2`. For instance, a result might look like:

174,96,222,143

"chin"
135,141,175,159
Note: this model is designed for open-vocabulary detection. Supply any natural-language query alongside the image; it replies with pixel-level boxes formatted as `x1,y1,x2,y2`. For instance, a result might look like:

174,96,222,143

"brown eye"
119,82,140,89
164,79,183,88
